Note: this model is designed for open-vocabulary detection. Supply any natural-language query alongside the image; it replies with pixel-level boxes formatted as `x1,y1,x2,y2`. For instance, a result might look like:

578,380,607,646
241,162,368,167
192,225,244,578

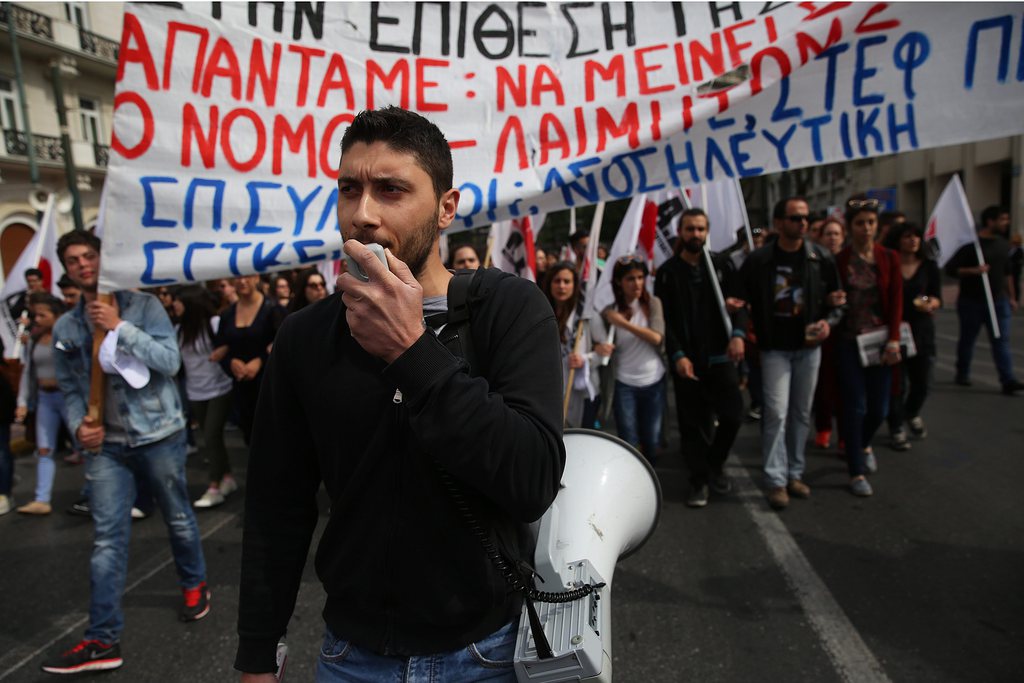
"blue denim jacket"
53,290,184,447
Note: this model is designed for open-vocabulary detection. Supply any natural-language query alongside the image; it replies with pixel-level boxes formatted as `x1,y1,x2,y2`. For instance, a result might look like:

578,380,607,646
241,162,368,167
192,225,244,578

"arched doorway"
1,220,37,280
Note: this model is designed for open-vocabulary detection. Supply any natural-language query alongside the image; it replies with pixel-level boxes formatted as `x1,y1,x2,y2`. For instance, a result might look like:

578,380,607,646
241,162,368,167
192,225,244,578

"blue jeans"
33,389,71,503
956,296,1017,385
317,621,518,682
613,377,665,463
837,340,892,478
0,423,11,496
85,429,206,643
760,348,821,488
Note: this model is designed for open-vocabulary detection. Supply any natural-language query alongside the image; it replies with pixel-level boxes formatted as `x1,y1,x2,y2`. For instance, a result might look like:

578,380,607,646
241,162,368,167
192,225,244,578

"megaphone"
514,429,661,682
28,188,51,213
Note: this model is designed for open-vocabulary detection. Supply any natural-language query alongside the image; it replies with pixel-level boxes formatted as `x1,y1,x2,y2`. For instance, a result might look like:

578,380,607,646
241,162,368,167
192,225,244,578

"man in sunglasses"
739,197,846,511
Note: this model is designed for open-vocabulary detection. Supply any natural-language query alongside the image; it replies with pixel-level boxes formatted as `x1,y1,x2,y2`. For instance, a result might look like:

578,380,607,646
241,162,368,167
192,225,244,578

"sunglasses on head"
616,254,646,267
846,198,880,210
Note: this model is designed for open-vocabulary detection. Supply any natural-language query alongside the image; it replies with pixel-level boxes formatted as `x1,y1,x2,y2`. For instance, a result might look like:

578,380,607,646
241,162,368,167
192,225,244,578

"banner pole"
973,241,1001,340
563,319,586,425
86,293,112,427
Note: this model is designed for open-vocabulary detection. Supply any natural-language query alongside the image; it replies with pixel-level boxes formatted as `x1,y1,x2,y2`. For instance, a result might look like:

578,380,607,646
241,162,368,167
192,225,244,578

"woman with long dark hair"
288,269,329,314
835,196,903,497
603,256,665,463
543,262,611,427
883,222,942,448
174,286,237,508
211,275,285,445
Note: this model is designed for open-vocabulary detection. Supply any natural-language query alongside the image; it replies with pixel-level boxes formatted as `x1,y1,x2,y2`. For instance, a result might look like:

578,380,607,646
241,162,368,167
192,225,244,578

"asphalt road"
0,306,1021,682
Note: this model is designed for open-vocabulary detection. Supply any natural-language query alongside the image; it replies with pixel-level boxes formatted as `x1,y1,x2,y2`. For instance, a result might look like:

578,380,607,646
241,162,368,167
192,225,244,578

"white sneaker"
219,476,238,497
193,487,225,509
131,507,148,520
0,494,11,516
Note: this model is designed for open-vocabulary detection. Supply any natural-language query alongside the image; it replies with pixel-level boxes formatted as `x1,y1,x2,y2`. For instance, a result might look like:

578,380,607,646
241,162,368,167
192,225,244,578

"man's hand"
87,299,122,332
240,674,277,683
337,241,425,364
674,356,696,380
827,289,847,307
727,336,745,363
805,320,831,345
14,406,27,423
77,419,104,450
725,297,746,313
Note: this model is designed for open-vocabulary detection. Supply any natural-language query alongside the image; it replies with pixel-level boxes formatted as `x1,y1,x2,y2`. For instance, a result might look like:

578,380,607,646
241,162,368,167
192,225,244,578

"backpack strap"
435,269,480,375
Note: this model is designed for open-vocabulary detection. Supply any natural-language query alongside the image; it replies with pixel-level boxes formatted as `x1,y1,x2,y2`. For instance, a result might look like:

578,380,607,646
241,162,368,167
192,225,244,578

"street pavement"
0,307,1022,682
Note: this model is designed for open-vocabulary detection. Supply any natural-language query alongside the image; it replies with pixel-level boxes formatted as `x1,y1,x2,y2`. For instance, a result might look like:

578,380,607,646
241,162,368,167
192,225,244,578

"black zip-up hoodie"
235,269,565,673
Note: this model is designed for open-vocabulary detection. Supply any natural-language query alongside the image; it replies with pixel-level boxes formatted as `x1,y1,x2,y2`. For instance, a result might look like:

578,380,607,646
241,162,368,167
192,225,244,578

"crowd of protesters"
0,193,1017,675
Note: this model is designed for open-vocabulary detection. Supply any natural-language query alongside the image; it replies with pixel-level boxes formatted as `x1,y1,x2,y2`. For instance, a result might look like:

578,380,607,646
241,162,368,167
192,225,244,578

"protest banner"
488,213,545,281
101,2,1024,290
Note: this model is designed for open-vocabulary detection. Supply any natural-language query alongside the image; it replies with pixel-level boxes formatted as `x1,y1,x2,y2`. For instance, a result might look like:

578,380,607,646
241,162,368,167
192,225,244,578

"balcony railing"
79,28,118,63
3,129,64,163
0,3,54,41
94,143,109,168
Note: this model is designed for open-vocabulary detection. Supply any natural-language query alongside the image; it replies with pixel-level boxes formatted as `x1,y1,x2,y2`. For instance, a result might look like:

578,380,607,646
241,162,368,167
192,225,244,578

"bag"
855,322,917,367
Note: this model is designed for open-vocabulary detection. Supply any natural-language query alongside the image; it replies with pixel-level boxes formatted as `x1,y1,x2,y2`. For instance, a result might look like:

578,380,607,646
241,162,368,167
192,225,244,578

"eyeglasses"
786,214,810,223
846,198,880,210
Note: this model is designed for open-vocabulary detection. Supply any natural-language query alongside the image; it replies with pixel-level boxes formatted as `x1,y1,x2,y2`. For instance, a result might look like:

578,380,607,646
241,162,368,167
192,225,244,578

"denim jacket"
53,290,184,447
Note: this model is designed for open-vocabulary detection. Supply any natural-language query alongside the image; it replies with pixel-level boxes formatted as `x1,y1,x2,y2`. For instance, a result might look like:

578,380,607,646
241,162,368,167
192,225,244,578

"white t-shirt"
180,317,233,401
613,301,665,387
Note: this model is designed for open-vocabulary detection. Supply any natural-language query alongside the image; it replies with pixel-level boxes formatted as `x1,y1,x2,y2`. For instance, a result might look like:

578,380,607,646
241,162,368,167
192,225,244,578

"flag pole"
973,240,1001,340
703,243,733,338
734,178,755,251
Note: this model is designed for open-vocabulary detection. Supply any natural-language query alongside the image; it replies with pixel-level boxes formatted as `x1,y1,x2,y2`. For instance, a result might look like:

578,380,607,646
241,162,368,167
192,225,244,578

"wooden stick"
562,319,586,425
483,235,494,269
86,293,112,427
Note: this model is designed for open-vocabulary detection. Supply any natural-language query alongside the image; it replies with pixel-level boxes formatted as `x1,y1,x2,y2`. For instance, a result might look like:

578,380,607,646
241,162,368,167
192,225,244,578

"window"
64,2,89,29
0,77,22,132
79,97,100,144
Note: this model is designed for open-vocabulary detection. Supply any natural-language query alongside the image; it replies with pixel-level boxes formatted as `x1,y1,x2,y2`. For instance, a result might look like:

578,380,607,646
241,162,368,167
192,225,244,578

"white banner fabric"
100,2,1024,290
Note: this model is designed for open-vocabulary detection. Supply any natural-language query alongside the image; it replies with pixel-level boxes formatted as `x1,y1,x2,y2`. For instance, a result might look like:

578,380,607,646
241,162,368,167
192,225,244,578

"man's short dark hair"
57,274,79,290
681,207,708,223
56,231,101,267
24,268,43,279
772,196,809,220
340,106,453,200
980,205,1009,227
568,231,588,246
879,210,906,228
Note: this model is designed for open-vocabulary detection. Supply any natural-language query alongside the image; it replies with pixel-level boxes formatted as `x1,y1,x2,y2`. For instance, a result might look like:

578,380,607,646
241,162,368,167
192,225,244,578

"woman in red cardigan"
835,196,903,497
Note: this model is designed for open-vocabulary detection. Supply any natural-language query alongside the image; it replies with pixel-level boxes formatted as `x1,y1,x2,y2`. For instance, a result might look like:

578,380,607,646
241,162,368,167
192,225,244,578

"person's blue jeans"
317,621,518,682
84,429,206,644
613,377,665,464
33,389,71,503
956,296,1017,386
0,423,12,496
837,340,892,478
760,347,821,488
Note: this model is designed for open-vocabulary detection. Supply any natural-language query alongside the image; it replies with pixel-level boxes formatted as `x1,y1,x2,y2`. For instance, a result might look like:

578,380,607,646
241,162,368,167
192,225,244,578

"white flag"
686,179,748,253
587,196,647,318
925,175,977,268
1,193,63,300
488,213,546,282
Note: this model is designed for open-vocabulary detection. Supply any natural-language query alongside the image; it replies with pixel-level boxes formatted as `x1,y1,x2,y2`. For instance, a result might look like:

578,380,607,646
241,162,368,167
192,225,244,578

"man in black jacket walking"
655,208,747,508
235,107,565,682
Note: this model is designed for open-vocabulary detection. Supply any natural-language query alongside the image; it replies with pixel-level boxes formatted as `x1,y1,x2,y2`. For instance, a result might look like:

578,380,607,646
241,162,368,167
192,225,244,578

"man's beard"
347,215,439,278
683,238,704,254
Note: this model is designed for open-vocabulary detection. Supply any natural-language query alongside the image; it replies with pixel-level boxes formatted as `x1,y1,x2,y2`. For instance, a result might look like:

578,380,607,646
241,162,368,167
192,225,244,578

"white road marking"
728,456,893,683
0,510,238,680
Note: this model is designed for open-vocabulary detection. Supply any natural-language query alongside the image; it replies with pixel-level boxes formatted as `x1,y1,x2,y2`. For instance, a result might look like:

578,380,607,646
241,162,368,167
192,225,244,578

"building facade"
0,1,122,288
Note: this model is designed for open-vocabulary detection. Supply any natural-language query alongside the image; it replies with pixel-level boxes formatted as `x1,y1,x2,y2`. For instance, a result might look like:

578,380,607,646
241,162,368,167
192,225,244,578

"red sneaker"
814,430,831,449
180,582,211,622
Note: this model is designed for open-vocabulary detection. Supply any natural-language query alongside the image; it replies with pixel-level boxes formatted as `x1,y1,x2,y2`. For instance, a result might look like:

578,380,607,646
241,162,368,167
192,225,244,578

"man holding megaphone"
235,107,565,682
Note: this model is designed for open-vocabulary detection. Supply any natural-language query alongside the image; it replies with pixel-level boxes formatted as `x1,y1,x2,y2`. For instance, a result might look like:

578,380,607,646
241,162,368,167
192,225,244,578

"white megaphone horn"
514,429,662,682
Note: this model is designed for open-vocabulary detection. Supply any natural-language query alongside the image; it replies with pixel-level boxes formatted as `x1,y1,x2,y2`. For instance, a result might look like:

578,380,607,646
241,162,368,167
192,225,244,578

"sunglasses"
786,214,810,223
616,254,645,266
846,198,880,210
306,281,326,289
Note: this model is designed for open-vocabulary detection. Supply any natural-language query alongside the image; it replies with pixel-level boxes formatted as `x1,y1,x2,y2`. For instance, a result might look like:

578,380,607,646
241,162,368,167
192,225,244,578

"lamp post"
49,57,85,232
